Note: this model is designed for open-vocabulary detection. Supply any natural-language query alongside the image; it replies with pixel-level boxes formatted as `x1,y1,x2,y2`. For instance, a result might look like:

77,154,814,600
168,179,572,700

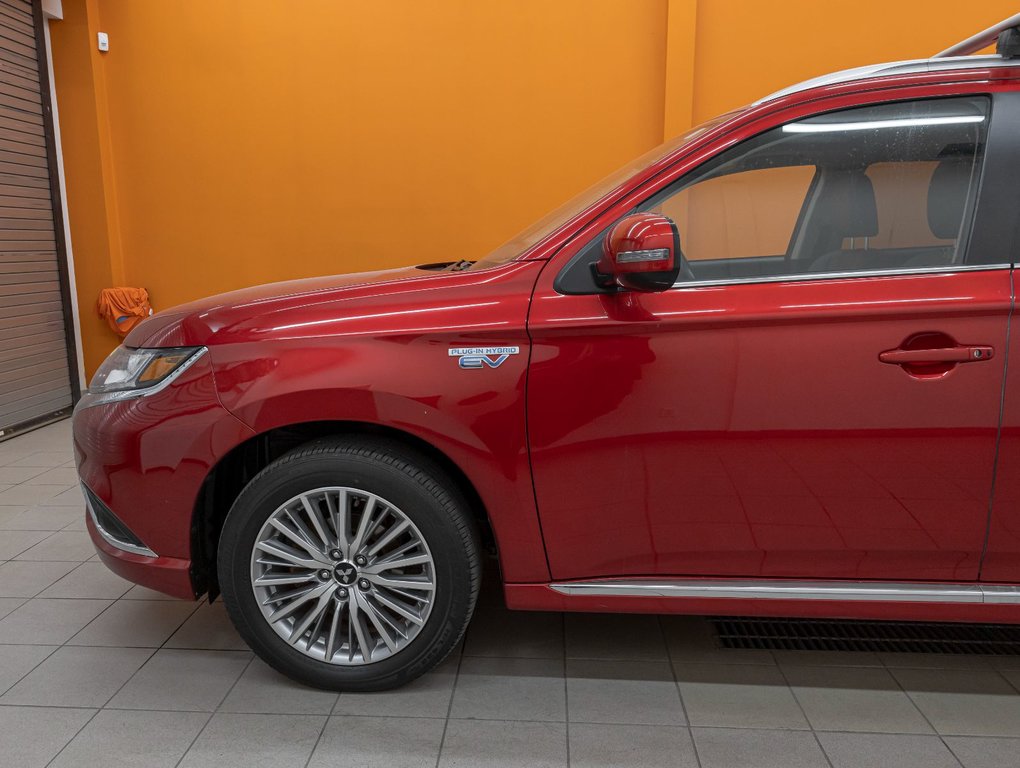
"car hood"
125,265,462,348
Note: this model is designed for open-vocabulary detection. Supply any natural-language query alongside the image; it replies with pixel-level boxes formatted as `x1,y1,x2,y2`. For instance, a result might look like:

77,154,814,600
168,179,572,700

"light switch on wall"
97,32,109,52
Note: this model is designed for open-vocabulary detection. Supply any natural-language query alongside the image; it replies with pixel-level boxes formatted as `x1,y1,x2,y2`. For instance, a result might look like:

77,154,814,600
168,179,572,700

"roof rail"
933,13,1020,58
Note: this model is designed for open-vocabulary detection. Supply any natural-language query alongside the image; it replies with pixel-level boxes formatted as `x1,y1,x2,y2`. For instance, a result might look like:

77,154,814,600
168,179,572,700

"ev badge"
449,346,520,370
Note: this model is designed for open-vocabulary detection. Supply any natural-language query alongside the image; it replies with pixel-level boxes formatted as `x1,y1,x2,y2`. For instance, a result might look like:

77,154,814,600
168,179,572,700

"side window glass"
651,166,815,263
641,96,990,284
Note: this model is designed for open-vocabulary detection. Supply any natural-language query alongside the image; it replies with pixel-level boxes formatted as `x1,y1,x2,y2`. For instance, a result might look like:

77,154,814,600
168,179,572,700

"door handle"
879,345,994,365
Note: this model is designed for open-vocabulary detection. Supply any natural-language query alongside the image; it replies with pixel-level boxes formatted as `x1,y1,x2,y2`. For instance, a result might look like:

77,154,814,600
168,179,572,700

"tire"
217,437,481,691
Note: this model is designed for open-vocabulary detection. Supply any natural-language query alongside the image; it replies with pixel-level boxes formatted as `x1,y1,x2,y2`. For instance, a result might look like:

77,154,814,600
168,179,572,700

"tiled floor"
0,420,1018,766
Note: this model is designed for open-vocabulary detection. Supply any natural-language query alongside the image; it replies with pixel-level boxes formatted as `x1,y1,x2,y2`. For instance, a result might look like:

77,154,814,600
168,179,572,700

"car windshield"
461,112,736,271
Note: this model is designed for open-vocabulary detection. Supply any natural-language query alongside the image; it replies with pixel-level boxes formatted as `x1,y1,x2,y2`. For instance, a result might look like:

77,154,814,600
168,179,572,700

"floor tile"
944,735,1020,768
997,667,1020,694
0,465,48,484
451,655,564,721
565,613,669,662
61,512,87,531
219,658,338,715
39,561,133,599
0,598,111,644
0,704,95,768
308,715,445,768
675,662,808,729
987,655,1020,672
15,530,95,561
879,652,993,670
0,485,71,507
4,452,73,468
819,732,962,768
0,505,82,531
661,615,775,665
69,598,197,647
692,727,830,768
439,718,567,768
772,649,882,668
164,600,248,650
567,659,685,726
23,467,80,486
785,665,932,733
0,597,25,621
568,722,698,768
49,709,209,768
0,530,50,559
464,606,564,659
0,560,77,597
892,667,1020,736
48,487,87,506
0,643,56,694
178,712,325,768
108,649,251,711
336,652,456,718
122,584,183,600
2,644,153,707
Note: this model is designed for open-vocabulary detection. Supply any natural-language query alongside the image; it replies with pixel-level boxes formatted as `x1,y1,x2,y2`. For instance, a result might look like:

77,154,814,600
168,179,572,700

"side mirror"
593,213,682,292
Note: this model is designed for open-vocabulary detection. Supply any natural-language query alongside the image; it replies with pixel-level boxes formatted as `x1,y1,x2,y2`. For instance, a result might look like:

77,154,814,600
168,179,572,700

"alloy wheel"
249,486,436,665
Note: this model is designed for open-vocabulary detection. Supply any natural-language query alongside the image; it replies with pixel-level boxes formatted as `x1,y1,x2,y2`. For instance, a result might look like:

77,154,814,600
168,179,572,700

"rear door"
973,90,1020,583
528,92,1010,583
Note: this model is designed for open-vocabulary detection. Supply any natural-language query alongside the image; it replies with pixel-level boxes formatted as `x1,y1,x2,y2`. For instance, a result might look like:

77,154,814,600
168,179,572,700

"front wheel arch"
190,420,495,599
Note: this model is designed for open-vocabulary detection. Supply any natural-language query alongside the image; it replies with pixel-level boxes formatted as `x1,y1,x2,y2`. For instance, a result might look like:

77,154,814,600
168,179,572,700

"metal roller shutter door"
0,0,76,436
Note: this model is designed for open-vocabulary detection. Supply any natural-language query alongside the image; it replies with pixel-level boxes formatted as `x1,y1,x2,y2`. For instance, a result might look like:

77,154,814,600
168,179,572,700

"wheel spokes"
267,518,329,565
362,553,431,574
299,495,333,550
356,590,399,653
365,573,435,593
365,518,410,559
327,490,351,560
287,588,335,645
267,581,332,623
349,496,382,555
255,540,324,570
251,486,436,666
253,572,317,588
371,587,425,626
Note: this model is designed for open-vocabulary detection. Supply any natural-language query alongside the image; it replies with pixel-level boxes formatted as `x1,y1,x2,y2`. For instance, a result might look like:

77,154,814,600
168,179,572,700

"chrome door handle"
879,345,994,365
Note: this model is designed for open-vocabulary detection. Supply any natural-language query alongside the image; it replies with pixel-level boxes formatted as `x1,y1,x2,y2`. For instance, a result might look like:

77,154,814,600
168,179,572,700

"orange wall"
49,0,1017,378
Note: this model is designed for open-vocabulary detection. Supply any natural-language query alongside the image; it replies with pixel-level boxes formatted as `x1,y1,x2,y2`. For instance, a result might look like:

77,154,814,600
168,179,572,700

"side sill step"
548,580,1020,604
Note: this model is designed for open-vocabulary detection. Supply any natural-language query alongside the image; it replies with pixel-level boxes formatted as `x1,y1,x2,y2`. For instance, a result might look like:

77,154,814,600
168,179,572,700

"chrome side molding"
549,579,1020,604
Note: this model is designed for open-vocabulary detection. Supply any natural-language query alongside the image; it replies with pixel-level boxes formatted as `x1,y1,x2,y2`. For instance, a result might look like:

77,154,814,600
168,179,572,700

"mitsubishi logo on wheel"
334,563,358,585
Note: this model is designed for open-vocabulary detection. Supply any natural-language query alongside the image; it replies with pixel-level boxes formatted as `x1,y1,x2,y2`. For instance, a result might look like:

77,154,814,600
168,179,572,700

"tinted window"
645,97,990,283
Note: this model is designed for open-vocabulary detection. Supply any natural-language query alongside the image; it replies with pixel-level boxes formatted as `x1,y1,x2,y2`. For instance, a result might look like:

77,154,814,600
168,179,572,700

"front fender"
206,331,549,583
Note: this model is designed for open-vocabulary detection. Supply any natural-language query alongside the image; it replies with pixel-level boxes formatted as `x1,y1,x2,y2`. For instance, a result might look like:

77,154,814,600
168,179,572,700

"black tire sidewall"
218,447,476,691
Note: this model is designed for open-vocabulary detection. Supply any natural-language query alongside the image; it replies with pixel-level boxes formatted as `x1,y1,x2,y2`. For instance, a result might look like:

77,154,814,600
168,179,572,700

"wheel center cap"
332,562,358,586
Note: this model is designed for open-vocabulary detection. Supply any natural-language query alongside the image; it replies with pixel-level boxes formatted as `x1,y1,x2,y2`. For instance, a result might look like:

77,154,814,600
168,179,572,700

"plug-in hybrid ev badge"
448,346,520,369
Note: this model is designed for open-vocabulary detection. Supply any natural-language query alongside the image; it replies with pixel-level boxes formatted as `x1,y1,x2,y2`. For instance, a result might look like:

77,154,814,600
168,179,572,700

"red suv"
73,17,1020,690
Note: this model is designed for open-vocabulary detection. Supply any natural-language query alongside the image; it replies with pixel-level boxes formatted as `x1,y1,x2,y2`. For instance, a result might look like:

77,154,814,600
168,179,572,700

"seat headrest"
844,172,878,238
927,158,973,239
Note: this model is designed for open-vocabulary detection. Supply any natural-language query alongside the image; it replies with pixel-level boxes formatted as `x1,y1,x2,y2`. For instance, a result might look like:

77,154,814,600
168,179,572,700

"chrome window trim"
76,346,208,411
549,579,1020,604
670,263,1011,291
84,489,158,558
755,55,1020,105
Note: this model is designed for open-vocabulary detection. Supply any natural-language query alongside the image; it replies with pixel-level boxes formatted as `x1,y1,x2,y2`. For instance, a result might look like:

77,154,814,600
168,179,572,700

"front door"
528,94,1009,583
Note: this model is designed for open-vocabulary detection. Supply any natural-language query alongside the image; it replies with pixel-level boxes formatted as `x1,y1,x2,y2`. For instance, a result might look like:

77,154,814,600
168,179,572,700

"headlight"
85,346,206,405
